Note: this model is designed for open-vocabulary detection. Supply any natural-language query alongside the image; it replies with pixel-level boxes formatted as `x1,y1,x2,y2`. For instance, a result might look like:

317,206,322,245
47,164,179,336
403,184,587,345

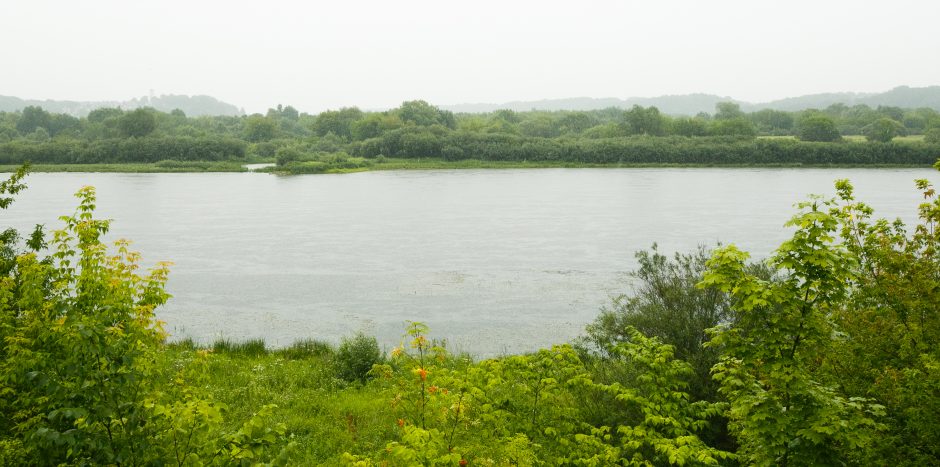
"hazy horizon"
4,0,939,114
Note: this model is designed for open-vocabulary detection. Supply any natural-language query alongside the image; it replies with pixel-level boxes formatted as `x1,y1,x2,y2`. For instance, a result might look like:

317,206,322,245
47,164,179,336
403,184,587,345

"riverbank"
3,157,938,174
0,161,250,173
266,157,940,174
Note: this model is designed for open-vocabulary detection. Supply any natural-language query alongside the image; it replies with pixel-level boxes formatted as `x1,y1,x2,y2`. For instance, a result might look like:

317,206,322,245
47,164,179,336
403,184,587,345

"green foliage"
700,195,885,465
15,106,51,134
863,117,906,142
824,178,940,464
624,105,667,136
708,118,756,137
924,127,940,144
2,100,938,171
714,102,745,120
118,108,157,137
584,245,735,402
350,322,730,466
577,329,733,465
244,114,278,142
275,338,334,360
797,114,842,142
213,337,268,357
336,333,383,383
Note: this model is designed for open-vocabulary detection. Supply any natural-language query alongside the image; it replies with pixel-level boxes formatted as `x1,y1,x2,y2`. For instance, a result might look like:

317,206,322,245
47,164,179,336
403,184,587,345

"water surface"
3,168,935,354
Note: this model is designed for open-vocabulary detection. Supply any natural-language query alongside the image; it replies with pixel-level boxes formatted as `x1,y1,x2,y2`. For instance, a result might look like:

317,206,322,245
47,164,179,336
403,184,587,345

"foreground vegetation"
2,160,940,465
2,100,940,174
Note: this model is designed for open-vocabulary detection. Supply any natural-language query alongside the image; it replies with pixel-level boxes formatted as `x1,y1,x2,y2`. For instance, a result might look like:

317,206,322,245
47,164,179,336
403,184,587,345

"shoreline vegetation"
1,100,939,175
4,157,940,174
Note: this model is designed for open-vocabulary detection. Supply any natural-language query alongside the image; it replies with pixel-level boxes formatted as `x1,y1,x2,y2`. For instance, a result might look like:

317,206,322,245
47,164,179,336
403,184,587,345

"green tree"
118,108,157,137
708,118,756,137
750,109,794,134
15,106,51,134
312,107,363,138
584,245,735,401
925,127,940,144
824,178,940,464
244,114,277,142
623,105,666,136
672,117,709,137
797,114,842,142
863,118,905,142
397,100,453,128
700,196,884,465
714,102,744,120
87,107,124,123
558,112,596,134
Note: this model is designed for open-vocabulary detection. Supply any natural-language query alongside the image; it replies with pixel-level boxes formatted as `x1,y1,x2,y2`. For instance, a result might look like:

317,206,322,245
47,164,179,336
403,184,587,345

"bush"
336,333,383,382
925,127,940,144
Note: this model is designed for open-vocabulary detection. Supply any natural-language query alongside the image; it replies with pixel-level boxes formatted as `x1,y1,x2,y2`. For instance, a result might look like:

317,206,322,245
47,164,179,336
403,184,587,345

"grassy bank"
165,339,395,464
4,154,937,175
0,160,251,173
267,156,938,175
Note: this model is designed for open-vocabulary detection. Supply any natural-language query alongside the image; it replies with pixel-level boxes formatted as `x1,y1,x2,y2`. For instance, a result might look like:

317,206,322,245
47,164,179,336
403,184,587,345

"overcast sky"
3,0,938,114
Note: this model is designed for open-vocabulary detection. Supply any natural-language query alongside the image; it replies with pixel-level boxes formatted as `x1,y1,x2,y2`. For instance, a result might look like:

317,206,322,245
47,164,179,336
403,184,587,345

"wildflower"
413,367,428,381
460,459,468,466
428,385,438,394
391,346,403,358
396,418,405,427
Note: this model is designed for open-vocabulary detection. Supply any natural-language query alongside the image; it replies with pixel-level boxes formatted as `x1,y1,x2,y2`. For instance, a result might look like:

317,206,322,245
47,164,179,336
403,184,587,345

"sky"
2,0,939,114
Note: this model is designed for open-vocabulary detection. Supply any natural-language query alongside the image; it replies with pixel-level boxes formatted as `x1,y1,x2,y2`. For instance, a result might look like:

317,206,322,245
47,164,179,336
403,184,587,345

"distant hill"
443,86,940,115
0,94,243,117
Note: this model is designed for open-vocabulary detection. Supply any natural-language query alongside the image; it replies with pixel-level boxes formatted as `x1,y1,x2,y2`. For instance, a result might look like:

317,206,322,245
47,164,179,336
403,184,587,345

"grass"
163,337,398,464
211,337,268,357
0,160,250,173
266,157,935,175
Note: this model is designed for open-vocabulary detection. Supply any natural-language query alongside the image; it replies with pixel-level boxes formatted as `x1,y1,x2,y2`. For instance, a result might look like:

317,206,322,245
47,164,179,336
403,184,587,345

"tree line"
2,100,940,167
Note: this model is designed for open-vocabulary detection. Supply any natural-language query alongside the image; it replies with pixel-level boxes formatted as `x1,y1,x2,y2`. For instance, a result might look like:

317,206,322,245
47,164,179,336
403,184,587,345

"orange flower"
459,459,468,466
396,418,405,427
414,367,428,381
428,385,438,394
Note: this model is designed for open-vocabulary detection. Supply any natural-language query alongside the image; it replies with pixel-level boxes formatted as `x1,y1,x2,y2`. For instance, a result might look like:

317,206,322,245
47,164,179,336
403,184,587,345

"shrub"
336,333,383,382
925,127,940,144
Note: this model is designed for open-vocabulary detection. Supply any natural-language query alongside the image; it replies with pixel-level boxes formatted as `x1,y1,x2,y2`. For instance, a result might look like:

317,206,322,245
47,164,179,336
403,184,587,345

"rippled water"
2,168,936,355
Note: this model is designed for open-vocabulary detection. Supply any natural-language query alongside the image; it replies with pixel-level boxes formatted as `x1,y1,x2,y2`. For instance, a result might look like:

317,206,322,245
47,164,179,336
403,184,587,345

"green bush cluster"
0,136,245,164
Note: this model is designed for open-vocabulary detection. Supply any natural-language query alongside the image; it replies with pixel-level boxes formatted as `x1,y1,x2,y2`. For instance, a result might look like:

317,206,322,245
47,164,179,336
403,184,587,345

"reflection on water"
2,168,935,355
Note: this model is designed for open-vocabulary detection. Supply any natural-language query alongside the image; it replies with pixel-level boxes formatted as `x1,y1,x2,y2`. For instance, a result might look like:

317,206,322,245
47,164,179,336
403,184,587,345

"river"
2,168,936,355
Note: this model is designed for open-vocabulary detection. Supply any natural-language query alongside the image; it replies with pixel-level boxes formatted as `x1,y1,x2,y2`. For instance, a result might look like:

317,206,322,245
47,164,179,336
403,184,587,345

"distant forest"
2,96,940,170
